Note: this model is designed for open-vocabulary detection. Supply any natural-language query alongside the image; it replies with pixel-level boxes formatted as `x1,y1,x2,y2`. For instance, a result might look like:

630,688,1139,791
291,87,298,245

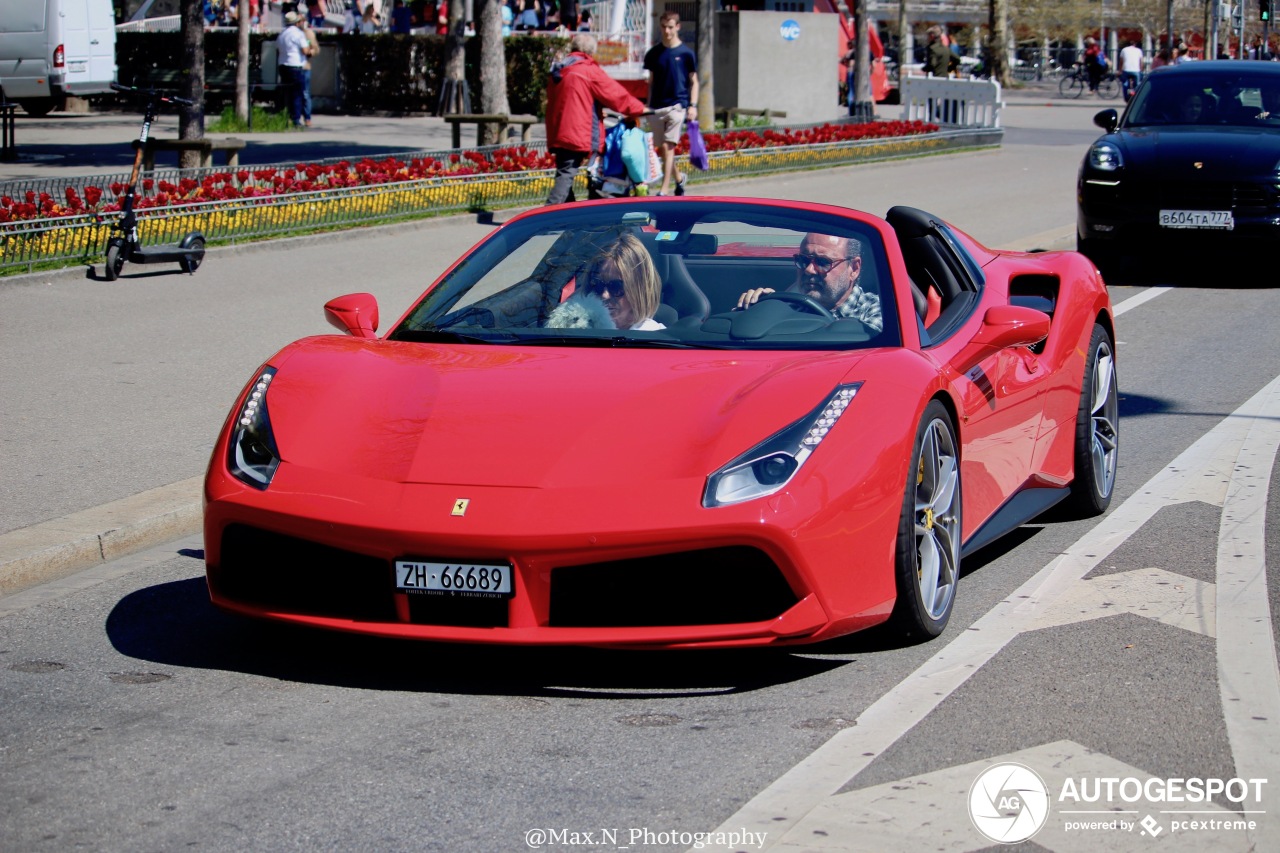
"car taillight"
53,44,64,67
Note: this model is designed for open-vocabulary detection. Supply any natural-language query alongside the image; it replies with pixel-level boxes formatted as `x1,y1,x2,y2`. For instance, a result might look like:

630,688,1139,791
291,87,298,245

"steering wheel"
758,291,836,322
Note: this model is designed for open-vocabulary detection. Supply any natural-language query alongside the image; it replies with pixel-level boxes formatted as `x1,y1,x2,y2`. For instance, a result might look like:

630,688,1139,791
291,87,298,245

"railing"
900,76,1003,128
116,15,180,33
0,126,998,275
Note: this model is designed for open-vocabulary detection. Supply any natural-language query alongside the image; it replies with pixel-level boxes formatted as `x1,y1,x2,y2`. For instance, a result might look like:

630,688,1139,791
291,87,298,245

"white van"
0,0,117,116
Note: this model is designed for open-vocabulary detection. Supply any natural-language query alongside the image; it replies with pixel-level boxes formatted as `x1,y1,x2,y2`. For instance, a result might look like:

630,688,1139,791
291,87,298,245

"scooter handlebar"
110,81,195,107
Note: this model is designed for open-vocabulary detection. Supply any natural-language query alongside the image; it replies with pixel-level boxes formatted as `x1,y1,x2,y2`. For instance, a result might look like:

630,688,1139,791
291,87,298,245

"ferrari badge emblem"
452,499,470,517
1193,162,1204,170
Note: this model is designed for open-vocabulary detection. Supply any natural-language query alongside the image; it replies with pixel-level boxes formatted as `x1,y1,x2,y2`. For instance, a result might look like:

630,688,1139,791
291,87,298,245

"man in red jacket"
545,34,647,205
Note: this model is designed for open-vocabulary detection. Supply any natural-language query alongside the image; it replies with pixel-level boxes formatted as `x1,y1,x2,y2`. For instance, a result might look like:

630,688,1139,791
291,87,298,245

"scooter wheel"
105,244,124,281
179,237,205,274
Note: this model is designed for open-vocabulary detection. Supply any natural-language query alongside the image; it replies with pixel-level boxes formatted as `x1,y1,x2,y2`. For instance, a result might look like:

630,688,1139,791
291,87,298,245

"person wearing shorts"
644,10,698,196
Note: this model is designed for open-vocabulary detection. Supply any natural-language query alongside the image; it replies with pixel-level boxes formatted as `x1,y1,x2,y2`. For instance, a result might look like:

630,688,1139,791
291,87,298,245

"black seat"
638,231,711,324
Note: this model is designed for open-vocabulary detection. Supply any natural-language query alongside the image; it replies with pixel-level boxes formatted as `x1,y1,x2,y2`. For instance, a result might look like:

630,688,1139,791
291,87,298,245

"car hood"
1113,126,1280,176
261,337,868,488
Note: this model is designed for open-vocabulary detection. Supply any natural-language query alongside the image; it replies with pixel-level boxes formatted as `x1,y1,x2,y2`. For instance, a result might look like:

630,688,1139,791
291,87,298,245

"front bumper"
203,460,900,649
1078,172,1280,248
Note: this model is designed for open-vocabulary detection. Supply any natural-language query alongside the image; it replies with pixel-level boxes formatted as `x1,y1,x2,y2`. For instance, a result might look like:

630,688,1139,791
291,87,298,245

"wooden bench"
442,113,539,148
142,137,247,171
715,107,788,126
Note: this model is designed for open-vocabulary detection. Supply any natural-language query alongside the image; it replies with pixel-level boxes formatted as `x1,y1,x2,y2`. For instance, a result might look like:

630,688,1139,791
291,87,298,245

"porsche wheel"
104,243,124,281
1066,324,1118,517
891,401,961,640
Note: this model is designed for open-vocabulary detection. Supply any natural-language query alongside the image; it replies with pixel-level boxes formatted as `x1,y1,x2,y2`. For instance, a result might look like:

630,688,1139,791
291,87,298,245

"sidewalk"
0,109,550,184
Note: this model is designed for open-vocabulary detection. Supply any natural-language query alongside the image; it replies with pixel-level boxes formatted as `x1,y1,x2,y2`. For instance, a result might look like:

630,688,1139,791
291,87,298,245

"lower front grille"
212,524,396,621
549,546,798,628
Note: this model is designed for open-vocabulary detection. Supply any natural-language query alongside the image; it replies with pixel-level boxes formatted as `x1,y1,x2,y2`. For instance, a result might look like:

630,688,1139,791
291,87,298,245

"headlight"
228,367,280,490
703,384,860,508
1087,141,1123,172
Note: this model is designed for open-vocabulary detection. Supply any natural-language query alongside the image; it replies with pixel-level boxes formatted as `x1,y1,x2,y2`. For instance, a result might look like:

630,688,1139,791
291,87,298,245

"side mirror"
954,305,1050,372
324,293,379,339
1093,108,1119,133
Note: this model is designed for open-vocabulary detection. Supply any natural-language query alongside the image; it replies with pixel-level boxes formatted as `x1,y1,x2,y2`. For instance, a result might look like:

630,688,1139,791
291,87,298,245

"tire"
1098,75,1121,100
179,236,205,274
890,401,962,640
18,98,56,117
1059,73,1085,99
104,243,124,281
1065,324,1119,517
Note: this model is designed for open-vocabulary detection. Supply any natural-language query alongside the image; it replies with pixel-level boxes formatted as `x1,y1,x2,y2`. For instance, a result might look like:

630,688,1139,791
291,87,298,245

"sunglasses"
585,276,627,298
793,253,850,274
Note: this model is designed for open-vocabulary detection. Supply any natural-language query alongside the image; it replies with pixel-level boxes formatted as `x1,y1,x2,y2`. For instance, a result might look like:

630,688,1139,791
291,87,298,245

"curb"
0,477,203,598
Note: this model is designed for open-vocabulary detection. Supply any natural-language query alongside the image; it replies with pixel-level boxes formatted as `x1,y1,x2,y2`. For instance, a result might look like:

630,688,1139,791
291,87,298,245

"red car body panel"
204,197,1114,648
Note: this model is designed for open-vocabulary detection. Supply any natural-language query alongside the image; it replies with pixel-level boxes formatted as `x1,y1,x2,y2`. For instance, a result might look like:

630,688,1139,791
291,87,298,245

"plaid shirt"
835,285,883,333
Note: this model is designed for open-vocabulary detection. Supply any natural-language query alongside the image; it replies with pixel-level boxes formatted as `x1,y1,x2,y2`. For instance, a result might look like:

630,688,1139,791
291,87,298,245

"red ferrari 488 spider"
204,198,1118,648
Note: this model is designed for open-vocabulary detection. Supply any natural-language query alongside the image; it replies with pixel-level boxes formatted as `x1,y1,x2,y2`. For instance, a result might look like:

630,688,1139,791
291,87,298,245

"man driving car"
735,232,883,333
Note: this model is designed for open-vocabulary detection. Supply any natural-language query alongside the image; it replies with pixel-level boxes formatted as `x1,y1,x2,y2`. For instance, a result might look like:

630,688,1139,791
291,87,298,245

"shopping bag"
686,120,709,171
620,125,651,184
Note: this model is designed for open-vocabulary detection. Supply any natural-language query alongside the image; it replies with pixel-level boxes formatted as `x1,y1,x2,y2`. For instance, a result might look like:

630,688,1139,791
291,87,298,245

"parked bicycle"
1058,64,1121,100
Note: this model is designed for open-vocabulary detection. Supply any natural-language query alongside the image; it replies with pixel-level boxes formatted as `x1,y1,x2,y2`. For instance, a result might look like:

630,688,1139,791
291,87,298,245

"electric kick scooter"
103,82,206,281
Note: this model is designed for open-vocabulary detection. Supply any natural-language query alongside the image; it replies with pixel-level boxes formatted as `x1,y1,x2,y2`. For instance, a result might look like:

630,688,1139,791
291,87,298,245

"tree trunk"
235,0,250,122
478,0,510,144
438,0,473,117
180,0,205,169
696,0,714,123
987,0,1012,87
852,0,873,121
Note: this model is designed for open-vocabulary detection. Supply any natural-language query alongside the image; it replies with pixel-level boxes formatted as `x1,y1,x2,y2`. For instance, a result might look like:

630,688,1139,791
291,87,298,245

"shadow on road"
105,569,866,698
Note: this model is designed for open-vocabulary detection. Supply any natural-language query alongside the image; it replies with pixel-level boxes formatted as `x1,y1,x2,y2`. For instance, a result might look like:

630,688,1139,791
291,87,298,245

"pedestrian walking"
644,10,698,196
1119,40,1143,102
276,12,315,129
925,26,950,78
544,33,647,205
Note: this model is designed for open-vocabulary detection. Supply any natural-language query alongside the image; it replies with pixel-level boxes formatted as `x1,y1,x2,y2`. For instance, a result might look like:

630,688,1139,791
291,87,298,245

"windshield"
1125,71,1280,128
389,200,900,351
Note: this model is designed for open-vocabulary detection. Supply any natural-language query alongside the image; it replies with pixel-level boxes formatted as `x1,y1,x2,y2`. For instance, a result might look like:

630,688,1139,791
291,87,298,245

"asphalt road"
2,92,1277,852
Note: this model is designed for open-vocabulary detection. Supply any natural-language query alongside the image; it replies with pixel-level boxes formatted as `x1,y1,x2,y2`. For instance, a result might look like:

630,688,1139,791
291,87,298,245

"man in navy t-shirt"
644,10,699,195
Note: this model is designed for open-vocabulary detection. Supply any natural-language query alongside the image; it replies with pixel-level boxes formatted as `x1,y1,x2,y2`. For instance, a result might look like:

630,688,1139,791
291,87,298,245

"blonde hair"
590,233,661,323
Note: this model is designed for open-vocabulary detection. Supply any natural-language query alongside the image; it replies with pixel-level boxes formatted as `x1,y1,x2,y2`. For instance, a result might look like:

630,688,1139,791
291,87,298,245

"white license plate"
68,61,87,73
1159,209,1234,230
395,560,513,598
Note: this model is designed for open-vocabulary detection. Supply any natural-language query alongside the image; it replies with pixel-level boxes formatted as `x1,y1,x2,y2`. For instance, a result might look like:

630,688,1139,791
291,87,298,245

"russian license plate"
68,61,86,73
395,560,513,598
1159,209,1234,230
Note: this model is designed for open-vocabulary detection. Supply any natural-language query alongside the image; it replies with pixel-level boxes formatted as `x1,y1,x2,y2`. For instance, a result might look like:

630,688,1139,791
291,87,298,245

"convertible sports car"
1078,61,1280,270
204,198,1118,649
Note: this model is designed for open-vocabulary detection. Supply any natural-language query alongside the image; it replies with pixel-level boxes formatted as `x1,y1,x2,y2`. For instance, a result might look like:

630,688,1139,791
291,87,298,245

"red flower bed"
0,120,939,224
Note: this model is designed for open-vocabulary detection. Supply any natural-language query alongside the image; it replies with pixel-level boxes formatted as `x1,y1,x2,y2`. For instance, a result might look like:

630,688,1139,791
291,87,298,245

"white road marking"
1112,286,1172,318
1026,567,1215,637
1215,374,1280,841
709,292,1280,851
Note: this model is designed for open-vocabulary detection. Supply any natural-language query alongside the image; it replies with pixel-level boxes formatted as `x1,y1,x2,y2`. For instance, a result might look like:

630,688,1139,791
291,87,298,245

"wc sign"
780,19,801,40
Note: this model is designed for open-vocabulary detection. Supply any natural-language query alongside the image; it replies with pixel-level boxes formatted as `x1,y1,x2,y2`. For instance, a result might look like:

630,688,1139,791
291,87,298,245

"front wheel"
1065,324,1119,517
890,401,962,640
1059,73,1085,99
179,235,205,274
104,242,124,281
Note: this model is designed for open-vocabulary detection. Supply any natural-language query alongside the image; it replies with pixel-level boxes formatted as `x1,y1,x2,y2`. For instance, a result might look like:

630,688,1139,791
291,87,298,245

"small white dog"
544,292,617,329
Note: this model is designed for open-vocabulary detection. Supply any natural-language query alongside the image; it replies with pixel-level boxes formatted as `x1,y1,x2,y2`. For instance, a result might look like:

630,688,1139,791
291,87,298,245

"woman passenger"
583,233,665,330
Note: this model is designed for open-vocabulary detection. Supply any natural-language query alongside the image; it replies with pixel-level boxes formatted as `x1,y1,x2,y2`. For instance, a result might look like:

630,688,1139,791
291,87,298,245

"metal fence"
0,127,997,275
